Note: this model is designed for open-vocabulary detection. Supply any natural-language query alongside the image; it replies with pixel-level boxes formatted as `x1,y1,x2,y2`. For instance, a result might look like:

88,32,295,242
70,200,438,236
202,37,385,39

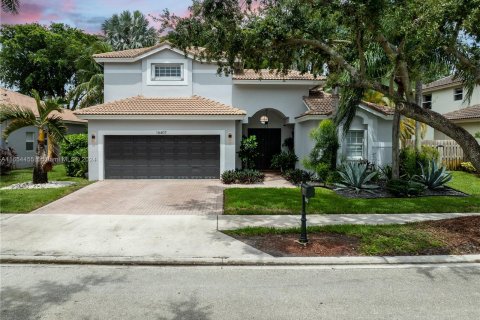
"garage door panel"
104,135,220,179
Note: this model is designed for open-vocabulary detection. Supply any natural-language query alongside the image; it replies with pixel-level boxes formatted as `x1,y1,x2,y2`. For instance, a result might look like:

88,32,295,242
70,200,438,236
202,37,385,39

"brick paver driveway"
32,180,224,215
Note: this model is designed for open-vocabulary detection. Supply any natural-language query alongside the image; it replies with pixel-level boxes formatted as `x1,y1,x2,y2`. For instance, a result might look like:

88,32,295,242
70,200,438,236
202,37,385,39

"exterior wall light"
260,115,269,125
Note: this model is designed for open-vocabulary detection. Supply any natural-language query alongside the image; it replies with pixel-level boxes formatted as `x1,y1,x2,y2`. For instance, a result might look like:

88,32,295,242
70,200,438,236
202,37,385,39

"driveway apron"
32,180,224,215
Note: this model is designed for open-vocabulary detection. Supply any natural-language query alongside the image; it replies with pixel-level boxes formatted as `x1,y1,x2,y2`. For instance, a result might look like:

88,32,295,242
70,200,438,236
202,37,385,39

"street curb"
2,254,479,266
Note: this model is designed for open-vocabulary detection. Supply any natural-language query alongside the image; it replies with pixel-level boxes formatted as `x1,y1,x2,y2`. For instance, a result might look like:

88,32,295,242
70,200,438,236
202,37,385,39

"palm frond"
1,0,19,14
40,97,64,121
335,86,364,135
1,117,37,139
45,115,67,144
0,105,37,139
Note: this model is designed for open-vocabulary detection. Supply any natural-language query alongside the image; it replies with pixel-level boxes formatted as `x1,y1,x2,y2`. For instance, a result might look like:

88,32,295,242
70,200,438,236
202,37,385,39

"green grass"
0,165,91,213
224,171,480,215
225,223,445,255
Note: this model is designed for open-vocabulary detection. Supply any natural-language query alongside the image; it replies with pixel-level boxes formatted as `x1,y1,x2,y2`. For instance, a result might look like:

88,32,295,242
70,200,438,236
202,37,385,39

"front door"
248,128,282,170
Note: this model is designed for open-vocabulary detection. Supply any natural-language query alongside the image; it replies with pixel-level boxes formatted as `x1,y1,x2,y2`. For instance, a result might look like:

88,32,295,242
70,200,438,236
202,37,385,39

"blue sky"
1,0,192,33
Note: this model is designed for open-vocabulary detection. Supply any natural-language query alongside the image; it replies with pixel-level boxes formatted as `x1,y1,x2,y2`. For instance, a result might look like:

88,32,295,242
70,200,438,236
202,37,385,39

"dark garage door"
104,135,220,179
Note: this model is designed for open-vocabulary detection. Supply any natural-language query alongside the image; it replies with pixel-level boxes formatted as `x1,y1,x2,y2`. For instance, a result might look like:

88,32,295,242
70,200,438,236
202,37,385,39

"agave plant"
335,162,379,194
413,160,452,190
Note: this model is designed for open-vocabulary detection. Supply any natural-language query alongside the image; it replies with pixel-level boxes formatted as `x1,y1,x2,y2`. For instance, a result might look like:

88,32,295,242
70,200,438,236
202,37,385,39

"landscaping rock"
1,181,76,190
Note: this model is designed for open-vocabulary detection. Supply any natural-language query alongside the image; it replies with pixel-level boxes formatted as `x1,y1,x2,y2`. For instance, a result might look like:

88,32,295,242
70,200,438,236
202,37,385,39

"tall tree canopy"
0,23,97,98
69,41,112,110
159,0,480,171
102,10,158,51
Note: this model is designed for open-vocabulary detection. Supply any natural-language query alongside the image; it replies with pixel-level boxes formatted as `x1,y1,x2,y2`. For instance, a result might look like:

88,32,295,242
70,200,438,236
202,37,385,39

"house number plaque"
156,130,167,135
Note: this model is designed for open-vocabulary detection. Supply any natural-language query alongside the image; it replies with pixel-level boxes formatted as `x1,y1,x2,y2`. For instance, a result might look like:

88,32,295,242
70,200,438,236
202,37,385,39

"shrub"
270,151,298,172
413,160,452,190
335,162,379,193
313,162,330,182
379,165,393,181
325,170,341,184
282,137,294,152
221,170,237,184
460,162,477,173
283,169,313,185
236,169,265,184
387,179,426,197
304,119,339,171
238,136,259,169
0,147,17,175
400,146,439,177
221,169,264,184
61,133,88,177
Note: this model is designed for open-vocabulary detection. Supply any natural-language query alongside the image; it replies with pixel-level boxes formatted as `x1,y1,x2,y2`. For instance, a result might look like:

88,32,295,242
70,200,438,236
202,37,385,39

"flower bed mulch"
227,216,480,257
333,186,468,199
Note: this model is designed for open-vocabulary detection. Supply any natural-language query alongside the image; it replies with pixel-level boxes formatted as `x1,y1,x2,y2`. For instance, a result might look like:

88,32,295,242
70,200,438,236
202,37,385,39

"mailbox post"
299,183,315,244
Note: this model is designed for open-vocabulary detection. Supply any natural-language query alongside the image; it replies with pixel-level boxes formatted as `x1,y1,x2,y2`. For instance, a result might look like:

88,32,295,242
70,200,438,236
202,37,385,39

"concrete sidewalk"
218,212,480,230
0,214,269,260
1,213,479,265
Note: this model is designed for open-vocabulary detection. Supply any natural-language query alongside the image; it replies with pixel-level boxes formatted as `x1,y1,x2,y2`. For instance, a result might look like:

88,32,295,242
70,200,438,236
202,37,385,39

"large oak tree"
159,0,480,172
0,23,97,98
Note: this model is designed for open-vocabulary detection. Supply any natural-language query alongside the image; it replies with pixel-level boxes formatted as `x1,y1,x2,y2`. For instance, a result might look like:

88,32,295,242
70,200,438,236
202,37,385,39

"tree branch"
287,38,359,78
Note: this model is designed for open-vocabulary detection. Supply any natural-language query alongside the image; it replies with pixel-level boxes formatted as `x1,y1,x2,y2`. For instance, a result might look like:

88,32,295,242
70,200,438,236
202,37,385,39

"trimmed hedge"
61,133,88,178
221,169,265,184
282,169,313,185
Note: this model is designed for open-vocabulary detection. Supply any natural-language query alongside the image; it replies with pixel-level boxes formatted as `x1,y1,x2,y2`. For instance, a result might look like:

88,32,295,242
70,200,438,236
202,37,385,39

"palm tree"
363,89,394,107
363,89,426,146
0,90,67,183
1,0,19,14
102,10,158,51
69,41,112,110
400,118,427,146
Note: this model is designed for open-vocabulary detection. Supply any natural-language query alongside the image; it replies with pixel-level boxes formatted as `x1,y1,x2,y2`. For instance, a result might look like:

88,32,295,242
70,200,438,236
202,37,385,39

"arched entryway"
243,108,294,170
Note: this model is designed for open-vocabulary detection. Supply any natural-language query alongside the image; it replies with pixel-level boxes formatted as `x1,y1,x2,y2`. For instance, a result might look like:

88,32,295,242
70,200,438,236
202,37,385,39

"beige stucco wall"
434,121,480,141
425,84,480,139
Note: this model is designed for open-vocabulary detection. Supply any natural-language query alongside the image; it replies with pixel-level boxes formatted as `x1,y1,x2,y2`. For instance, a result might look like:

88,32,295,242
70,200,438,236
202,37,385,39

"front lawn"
0,165,91,213
224,216,480,256
224,171,480,215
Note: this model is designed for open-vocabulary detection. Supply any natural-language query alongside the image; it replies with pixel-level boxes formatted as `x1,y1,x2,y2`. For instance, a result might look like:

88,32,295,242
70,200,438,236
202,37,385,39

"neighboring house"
0,88,87,168
74,42,394,180
422,76,480,140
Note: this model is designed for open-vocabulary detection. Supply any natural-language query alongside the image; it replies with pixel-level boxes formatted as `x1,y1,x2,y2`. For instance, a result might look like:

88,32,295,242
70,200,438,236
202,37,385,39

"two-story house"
74,42,395,180
422,76,480,140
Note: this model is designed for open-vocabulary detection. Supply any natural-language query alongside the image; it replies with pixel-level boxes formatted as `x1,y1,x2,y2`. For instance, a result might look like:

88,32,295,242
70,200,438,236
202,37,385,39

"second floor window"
26,132,34,151
454,87,463,101
152,63,183,81
422,94,432,109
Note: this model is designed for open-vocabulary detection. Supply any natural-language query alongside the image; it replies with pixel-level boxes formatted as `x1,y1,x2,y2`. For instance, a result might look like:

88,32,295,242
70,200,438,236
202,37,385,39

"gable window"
422,94,432,109
152,63,183,81
26,132,34,151
345,130,365,160
454,87,463,101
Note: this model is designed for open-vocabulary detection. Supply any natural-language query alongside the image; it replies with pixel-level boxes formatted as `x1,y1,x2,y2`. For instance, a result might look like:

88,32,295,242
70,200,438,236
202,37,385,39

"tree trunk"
399,102,480,171
33,163,48,184
392,107,401,179
32,130,48,184
415,81,422,152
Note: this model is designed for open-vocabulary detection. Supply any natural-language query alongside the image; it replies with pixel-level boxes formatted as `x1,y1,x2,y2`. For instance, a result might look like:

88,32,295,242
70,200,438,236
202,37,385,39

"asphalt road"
1,264,479,320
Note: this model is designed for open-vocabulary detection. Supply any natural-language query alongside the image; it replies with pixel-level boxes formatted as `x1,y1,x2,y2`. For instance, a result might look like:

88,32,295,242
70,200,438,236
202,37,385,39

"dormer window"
152,63,183,81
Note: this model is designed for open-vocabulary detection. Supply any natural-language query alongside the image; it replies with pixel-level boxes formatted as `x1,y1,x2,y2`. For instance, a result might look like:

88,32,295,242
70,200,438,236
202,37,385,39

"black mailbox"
301,183,315,198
